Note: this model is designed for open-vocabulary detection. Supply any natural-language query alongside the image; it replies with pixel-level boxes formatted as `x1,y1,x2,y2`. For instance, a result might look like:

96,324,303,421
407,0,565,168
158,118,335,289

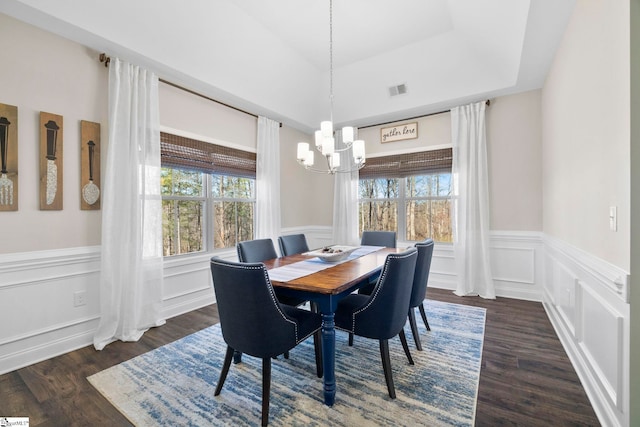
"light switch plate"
609,206,617,232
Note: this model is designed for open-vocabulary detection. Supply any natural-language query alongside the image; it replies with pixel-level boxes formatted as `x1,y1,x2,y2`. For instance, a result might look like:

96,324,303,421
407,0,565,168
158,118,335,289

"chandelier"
296,0,366,174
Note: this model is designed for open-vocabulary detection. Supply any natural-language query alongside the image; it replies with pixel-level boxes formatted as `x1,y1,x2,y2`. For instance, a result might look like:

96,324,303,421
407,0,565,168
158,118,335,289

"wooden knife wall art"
0,103,18,211
40,111,63,210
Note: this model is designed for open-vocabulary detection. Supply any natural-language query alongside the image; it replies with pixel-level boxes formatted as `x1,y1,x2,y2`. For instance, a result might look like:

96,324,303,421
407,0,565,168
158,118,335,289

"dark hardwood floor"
0,288,600,426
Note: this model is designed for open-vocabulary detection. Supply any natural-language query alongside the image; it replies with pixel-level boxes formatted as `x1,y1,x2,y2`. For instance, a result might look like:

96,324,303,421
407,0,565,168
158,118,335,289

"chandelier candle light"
296,0,366,174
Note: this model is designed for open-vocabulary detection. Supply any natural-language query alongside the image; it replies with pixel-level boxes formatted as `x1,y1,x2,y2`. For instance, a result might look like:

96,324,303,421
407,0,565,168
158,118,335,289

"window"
160,133,256,256
358,149,452,243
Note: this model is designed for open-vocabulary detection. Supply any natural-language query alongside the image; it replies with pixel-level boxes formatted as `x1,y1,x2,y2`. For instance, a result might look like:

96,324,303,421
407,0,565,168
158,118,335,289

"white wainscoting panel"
0,246,234,375
544,236,630,427
427,231,544,301
0,246,101,375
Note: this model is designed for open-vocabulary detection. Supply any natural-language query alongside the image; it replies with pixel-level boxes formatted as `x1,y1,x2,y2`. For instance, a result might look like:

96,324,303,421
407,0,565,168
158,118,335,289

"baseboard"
0,316,99,375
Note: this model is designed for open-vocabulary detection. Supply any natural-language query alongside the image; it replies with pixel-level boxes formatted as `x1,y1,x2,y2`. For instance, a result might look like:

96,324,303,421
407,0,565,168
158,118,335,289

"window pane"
435,173,452,197
162,200,177,256
359,178,399,199
213,201,254,249
406,174,452,198
406,176,430,197
405,199,452,242
431,199,452,242
162,200,204,255
212,175,254,198
405,200,429,241
359,200,398,234
161,167,203,196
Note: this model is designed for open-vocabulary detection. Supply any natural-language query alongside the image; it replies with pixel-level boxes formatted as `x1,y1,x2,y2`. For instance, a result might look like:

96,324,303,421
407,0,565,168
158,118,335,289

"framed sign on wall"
380,122,418,143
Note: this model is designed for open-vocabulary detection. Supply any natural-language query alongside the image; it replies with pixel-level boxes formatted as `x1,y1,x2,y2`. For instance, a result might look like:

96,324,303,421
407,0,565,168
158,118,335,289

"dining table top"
262,246,398,295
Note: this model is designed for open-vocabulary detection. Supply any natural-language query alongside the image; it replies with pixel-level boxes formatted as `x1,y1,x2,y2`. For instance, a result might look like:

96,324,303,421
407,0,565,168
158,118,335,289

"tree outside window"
359,172,452,242
161,167,255,256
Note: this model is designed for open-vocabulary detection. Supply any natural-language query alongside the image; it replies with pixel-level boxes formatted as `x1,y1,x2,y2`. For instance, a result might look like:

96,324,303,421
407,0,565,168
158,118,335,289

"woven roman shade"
358,148,452,179
160,132,256,179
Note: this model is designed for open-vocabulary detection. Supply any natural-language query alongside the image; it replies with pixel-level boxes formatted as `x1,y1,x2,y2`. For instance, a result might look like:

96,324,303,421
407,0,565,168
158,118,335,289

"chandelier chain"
329,0,334,123
295,0,365,174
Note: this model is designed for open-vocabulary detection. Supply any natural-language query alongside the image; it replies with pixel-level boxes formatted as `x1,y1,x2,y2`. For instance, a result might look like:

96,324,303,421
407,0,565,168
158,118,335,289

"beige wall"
279,126,334,227
159,82,256,150
0,14,108,254
486,90,542,231
357,90,543,232
541,0,630,270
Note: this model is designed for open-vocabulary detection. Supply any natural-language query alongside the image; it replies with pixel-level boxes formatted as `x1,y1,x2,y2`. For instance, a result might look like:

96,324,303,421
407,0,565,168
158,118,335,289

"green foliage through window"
359,173,452,243
161,167,255,256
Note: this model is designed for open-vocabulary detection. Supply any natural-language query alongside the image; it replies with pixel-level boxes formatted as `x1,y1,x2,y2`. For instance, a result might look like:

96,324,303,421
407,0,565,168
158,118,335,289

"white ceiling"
0,0,576,133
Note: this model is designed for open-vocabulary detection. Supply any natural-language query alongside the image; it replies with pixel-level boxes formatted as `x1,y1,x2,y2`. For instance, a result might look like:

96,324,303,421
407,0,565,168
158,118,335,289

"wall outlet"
73,290,87,307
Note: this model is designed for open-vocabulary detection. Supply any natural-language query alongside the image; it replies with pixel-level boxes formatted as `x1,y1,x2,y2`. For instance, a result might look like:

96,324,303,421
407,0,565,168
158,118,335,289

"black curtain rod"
159,79,259,119
358,99,491,129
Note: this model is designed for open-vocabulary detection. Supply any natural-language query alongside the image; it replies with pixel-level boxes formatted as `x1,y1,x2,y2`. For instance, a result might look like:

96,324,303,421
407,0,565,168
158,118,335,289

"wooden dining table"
261,246,398,406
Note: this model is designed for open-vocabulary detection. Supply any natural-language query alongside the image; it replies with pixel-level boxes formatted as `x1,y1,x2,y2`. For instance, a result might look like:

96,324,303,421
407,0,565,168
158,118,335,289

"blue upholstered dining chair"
357,230,397,295
360,230,397,248
210,257,322,427
348,230,398,346
237,238,320,371
277,233,309,257
237,238,307,308
407,239,435,351
334,248,418,399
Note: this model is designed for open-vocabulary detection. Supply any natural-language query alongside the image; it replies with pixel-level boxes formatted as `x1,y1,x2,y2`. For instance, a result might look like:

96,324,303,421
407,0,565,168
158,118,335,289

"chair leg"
398,329,415,365
284,351,289,359
233,349,243,364
314,329,323,378
348,332,354,346
379,339,396,399
418,302,430,331
215,345,235,396
261,358,271,427
408,309,423,351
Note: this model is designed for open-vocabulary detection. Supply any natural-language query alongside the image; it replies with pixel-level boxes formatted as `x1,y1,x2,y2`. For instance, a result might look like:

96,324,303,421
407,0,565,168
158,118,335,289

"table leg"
321,311,336,406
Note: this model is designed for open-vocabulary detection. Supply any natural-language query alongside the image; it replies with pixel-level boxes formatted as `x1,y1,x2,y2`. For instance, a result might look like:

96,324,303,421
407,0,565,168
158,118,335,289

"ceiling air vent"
389,83,408,97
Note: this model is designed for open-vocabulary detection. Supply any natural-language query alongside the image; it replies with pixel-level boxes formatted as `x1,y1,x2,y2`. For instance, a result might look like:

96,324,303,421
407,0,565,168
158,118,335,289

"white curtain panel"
450,101,496,299
94,58,166,350
255,116,281,243
332,129,360,246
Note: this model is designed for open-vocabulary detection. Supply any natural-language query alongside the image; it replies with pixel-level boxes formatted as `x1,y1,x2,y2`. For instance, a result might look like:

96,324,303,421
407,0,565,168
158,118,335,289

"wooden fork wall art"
0,103,18,211
80,121,100,210
40,112,63,210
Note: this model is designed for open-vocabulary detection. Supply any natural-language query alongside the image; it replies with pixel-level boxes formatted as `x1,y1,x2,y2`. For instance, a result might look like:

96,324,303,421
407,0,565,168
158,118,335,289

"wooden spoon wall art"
80,120,100,210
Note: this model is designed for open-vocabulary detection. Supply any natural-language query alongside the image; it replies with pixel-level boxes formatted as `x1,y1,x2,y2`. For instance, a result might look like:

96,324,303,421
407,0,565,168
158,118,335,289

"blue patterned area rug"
88,299,486,426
